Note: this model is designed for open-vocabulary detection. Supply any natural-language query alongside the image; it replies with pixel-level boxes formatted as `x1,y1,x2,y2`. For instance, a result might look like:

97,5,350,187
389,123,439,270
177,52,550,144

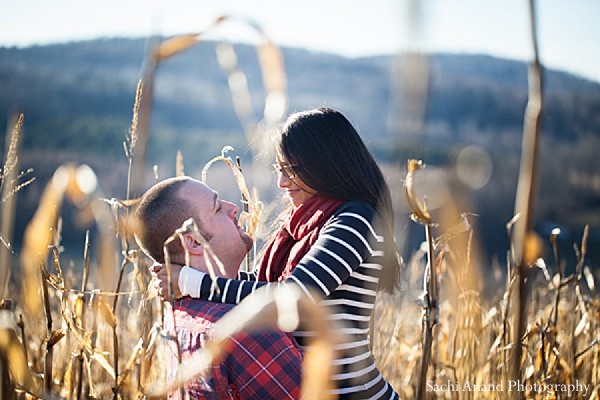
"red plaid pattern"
173,298,302,399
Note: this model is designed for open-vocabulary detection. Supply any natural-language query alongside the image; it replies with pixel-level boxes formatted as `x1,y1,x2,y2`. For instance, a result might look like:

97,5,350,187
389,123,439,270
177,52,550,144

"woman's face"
274,161,317,207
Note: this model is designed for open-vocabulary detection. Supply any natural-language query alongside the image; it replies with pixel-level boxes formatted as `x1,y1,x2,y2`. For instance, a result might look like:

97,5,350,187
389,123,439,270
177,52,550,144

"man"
134,176,302,399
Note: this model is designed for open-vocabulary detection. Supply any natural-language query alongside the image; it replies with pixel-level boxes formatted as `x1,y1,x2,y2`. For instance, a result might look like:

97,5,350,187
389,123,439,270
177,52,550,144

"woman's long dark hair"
277,107,400,293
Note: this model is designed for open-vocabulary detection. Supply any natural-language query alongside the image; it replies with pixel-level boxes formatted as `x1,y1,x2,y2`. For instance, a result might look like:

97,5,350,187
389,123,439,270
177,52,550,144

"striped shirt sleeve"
193,201,381,304
237,270,258,281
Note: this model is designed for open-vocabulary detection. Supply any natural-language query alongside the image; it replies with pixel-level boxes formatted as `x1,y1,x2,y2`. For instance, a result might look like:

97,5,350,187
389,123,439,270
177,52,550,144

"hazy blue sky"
2,0,599,82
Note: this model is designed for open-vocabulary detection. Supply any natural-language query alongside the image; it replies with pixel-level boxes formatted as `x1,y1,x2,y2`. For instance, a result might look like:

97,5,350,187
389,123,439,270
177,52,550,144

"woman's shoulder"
327,200,383,240
332,199,377,219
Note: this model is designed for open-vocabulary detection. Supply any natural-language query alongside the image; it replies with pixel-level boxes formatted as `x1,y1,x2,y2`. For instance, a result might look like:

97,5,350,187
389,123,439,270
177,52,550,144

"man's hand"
150,263,184,300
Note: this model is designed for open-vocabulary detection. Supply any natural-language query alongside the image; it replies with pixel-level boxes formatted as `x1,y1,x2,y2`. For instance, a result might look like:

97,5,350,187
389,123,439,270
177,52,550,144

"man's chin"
242,234,254,251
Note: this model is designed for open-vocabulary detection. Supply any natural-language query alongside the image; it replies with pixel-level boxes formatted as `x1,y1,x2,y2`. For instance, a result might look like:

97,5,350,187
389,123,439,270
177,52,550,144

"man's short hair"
134,176,211,263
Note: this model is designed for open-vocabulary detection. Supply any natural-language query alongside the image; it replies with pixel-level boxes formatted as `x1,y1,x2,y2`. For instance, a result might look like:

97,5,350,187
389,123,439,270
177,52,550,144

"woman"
169,108,400,399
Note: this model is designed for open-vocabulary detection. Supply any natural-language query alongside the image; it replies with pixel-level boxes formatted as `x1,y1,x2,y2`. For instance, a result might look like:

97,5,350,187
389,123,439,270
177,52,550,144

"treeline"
0,37,599,267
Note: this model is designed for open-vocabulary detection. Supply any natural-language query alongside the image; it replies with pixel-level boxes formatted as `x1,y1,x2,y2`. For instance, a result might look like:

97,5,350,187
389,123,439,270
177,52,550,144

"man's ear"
182,233,205,256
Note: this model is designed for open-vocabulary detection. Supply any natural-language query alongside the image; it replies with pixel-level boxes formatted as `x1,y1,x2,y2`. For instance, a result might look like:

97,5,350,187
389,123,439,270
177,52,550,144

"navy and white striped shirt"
189,200,399,399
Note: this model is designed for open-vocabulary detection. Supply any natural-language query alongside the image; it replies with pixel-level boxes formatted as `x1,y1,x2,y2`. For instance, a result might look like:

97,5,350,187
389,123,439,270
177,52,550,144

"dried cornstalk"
135,15,287,198
404,159,439,399
21,166,79,315
1,113,27,298
0,309,41,396
550,228,562,328
77,230,92,399
40,262,53,394
124,79,143,204
509,0,544,390
175,150,184,177
201,146,262,241
110,258,129,398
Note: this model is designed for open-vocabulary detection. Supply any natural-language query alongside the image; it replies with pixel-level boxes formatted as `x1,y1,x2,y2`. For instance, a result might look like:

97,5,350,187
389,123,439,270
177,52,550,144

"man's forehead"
182,180,217,204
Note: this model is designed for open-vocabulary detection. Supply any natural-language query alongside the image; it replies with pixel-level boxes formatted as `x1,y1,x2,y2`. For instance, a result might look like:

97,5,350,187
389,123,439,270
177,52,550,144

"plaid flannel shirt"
170,298,302,399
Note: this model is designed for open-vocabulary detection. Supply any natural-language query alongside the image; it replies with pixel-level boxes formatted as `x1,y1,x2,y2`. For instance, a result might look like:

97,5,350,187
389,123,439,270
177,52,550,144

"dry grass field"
1,15,599,400
1,109,598,399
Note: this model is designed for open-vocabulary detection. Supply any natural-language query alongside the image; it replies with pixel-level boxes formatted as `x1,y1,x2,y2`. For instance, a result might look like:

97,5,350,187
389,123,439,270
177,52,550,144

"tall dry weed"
3,8,599,399
0,113,35,298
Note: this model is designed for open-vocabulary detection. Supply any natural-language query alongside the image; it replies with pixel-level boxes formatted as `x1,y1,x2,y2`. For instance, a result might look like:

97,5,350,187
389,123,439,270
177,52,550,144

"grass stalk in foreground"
510,0,544,391
404,159,439,399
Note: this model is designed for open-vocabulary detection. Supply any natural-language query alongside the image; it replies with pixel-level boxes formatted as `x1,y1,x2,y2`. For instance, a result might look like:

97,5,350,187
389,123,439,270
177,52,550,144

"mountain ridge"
1,37,599,265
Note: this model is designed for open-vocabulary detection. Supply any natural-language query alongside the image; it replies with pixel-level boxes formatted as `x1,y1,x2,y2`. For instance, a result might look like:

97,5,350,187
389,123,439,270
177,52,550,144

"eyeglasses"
272,163,298,179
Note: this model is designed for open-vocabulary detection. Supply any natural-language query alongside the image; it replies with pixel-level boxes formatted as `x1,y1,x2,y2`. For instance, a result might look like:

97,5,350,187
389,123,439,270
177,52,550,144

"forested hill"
1,38,599,265
2,38,599,156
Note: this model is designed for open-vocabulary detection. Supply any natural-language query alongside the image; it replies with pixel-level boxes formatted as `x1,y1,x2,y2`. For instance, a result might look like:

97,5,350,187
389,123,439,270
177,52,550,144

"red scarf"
258,196,344,282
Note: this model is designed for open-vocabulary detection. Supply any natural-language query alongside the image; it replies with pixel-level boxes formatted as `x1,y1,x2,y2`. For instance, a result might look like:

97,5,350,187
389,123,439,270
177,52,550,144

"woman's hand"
150,263,184,300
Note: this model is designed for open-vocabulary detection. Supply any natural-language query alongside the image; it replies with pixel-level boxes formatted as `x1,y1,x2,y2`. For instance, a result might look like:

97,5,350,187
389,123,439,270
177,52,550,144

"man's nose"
224,201,239,218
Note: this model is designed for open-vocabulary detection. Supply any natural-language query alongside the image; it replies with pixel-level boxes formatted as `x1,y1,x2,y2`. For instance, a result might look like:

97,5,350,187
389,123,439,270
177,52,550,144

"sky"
2,0,600,83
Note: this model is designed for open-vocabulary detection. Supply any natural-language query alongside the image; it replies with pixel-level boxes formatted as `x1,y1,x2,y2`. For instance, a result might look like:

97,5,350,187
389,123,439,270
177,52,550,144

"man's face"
179,180,253,277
